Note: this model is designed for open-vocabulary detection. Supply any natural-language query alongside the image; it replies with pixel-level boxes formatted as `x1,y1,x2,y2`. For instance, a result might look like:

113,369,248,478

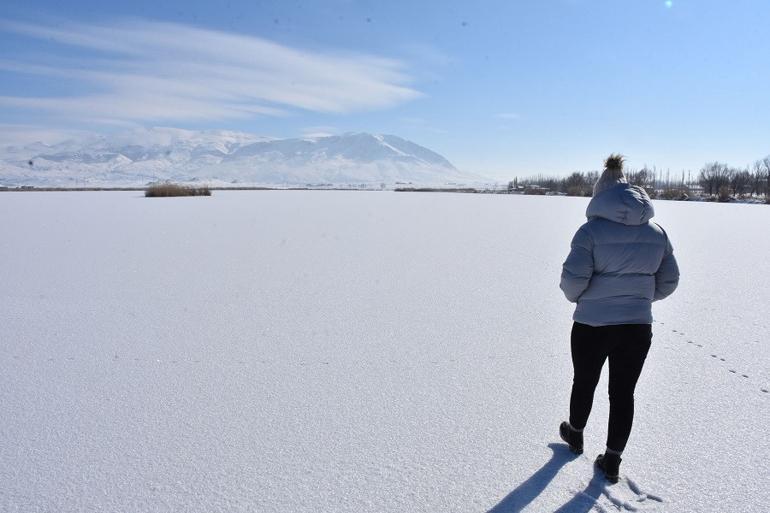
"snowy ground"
1,191,768,513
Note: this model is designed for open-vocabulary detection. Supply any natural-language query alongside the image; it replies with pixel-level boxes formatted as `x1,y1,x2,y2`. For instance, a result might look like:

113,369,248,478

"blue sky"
1,0,769,179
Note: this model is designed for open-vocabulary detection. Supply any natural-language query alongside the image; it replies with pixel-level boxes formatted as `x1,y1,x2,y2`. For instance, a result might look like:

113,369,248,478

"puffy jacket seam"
593,241,664,246
592,272,654,277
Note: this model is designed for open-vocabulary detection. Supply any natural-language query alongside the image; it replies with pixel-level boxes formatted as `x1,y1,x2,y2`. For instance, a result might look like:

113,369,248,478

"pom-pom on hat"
593,153,628,196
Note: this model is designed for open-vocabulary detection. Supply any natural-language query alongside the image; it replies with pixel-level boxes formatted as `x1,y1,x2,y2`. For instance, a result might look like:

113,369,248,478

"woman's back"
560,182,679,326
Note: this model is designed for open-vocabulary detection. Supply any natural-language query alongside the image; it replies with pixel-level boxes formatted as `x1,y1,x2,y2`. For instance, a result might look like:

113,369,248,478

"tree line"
509,156,770,202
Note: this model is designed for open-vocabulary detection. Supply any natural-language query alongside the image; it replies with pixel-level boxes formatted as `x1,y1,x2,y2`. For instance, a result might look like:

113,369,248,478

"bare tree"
751,161,763,196
730,167,752,197
542,177,560,192
699,162,732,197
585,170,599,187
564,171,588,196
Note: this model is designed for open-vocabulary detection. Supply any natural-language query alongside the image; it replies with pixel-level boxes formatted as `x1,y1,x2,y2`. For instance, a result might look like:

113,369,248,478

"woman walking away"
558,154,680,483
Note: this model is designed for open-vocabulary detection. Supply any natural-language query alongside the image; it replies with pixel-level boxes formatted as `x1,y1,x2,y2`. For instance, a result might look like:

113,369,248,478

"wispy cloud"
0,19,422,125
0,124,93,148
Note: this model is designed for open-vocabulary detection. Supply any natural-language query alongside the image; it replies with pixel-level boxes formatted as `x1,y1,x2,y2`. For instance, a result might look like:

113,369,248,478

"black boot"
559,421,583,454
595,453,622,483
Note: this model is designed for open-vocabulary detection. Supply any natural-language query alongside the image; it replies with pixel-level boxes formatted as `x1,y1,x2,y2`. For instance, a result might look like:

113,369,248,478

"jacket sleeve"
560,226,594,303
654,235,680,301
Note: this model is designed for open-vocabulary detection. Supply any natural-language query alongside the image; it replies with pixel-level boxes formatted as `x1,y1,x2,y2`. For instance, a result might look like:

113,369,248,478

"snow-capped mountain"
0,128,480,187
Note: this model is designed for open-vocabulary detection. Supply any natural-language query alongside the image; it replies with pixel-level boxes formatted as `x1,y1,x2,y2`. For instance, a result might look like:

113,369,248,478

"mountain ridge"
0,128,483,187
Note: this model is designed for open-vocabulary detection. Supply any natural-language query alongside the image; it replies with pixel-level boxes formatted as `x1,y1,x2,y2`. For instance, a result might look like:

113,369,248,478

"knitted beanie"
593,154,628,196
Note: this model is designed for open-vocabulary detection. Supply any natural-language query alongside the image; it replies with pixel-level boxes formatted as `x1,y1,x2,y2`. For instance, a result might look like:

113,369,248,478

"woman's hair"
604,154,625,177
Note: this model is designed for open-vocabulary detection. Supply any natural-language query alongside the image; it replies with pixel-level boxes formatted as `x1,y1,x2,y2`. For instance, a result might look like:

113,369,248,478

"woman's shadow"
487,443,603,513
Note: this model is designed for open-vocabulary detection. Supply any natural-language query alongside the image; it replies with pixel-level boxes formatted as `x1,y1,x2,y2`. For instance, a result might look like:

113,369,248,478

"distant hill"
0,128,483,187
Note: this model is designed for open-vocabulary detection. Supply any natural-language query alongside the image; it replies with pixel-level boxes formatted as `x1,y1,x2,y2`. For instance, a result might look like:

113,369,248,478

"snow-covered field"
1,191,768,513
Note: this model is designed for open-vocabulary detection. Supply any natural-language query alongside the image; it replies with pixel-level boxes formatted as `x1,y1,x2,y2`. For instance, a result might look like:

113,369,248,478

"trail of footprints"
7,323,768,396
656,321,768,395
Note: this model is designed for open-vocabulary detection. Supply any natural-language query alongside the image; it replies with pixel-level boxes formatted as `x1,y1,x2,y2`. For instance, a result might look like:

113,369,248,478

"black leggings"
569,322,652,452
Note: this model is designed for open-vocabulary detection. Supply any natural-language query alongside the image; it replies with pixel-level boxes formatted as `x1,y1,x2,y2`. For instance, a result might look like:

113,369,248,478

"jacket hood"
586,183,654,225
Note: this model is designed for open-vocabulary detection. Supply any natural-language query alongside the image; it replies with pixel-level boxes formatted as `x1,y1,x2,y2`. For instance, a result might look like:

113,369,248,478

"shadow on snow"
487,442,606,513
552,470,607,513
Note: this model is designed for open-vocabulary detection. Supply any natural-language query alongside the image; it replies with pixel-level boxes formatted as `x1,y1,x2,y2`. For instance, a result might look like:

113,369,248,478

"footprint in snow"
560,460,664,512
598,477,664,512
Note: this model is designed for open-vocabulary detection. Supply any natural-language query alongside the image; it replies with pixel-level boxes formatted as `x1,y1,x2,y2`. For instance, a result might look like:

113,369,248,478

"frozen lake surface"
1,191,768,512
